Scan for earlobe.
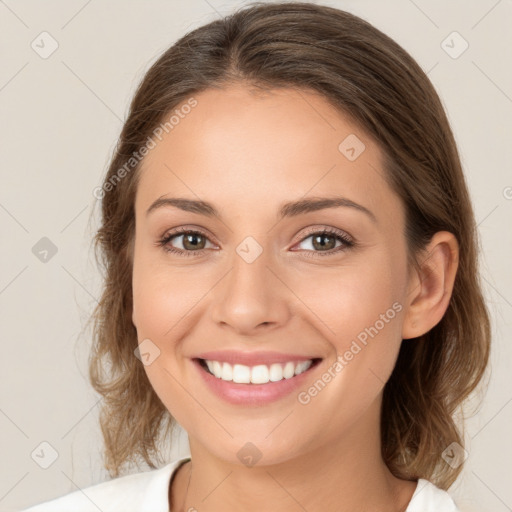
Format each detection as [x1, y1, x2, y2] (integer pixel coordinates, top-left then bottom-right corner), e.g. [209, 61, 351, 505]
[401, 231, 459, 340]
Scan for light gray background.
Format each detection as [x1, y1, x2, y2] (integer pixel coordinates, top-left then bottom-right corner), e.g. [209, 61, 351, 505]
[1, 1, 511, 511]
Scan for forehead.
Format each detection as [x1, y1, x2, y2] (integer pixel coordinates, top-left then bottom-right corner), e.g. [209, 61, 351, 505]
[135, 84, 400, 224]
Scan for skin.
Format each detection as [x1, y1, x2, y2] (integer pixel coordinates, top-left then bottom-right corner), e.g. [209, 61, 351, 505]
[130, 84, 459, 512]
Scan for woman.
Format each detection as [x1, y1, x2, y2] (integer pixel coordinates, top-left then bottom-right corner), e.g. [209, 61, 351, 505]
[23, 2, 490, 511]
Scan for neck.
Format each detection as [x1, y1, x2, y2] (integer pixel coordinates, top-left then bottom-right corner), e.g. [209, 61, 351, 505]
[170, 400, 416, 512]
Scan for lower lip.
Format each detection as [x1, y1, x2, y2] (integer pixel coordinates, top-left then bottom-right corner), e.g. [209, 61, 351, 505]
[192, 358, 322, 406]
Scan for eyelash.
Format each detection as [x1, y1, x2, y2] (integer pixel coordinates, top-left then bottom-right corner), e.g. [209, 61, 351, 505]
[157, 226, 355, 258]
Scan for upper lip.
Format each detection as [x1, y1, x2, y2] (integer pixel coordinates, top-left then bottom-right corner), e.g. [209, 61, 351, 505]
[194, 350, 322, 366]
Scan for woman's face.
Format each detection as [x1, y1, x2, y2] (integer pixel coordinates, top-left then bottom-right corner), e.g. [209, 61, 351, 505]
[131, 84, 414, 465]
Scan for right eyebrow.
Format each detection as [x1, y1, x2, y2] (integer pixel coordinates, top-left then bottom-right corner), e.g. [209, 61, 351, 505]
[146, 197, 217, 217]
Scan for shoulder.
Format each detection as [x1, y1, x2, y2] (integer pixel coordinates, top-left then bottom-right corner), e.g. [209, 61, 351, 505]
[21, 457, 191, 512]
[406, 479, 460, 512]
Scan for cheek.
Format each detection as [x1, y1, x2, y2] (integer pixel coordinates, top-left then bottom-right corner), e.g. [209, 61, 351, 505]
[131, 252, 216, 421]
[295, 261, 403, 342]
[288, 252, 406, 385]
[132, 246, 213, 338]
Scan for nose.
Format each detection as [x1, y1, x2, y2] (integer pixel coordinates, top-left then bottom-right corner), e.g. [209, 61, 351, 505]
[210, 244, 292, 336]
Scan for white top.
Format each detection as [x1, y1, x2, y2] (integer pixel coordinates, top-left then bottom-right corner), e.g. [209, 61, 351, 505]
[22, 456, 460, 511]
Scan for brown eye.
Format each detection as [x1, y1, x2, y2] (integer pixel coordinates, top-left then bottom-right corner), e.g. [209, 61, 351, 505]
[294, 229, 353, 254]
[311, 233, 337, 251]
[158, 228, 215, 256]
[181, 232, 207, 250]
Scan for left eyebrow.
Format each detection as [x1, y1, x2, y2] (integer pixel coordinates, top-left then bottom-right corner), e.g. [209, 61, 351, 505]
[146, 195, 377, 224]
[279, 196, 377, 224]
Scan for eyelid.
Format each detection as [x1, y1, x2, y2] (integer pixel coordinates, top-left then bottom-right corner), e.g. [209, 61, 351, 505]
[160, 225, 219, 246]
[290, 225, 354, 246]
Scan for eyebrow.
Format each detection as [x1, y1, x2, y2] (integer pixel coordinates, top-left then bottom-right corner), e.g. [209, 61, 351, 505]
[146, 195, 377, 223]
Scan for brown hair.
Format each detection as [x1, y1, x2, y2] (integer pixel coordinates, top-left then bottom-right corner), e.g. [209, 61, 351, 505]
[88, 1, 491, 488]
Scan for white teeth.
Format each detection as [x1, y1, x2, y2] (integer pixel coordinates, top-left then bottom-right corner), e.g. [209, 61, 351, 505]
[269, 363, 284, 382]
[232, 364, 251, 383]
[222, 362, 233, 381]
[212, 361, 223, 379]
[203, 359, 314, 384]
[283, 361, 295, 379]
[251, 365, 269, 384]
[294, 360, 313, 375]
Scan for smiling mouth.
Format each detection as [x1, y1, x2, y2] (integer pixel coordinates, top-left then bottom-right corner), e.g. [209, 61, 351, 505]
[196, 357, 322, 385]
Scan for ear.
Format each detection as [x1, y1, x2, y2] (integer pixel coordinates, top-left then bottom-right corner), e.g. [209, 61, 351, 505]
[401, 231, 459, 340]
